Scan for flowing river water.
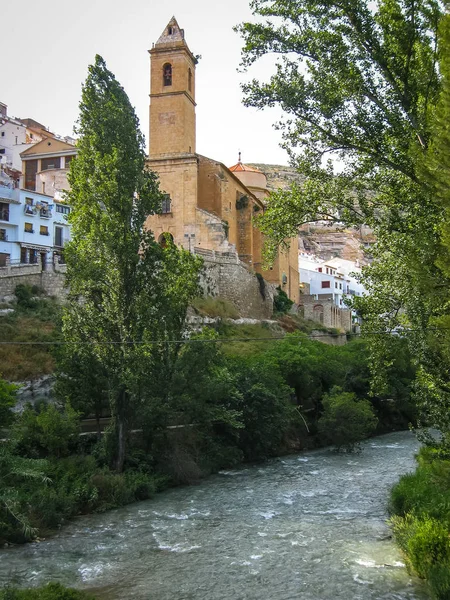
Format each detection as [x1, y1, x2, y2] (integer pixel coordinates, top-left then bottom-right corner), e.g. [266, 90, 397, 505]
[0, 431, 429, 599]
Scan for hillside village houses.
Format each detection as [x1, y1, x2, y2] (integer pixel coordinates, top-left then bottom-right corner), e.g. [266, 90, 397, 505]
[298, 254, 366, 330]
[0, 105, 75, 269]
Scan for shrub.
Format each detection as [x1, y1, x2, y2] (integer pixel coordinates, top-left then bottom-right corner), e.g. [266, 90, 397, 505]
[192, 296, 240, 319]
[14, 403, 80, 458]
[389, 450, 450, 528]
[392, 514, 450, 580]
[318, 388, 378, 450]
[407, 517, 450, 579]
[14, 285, 38, 309]
[428, 562, 450, 599]
[0, 378, 17, 428]
[273, 286, 294, 314]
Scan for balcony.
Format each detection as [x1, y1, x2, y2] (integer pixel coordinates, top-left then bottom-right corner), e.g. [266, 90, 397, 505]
[24, 205, 37, 216]
[0, 209, 9, 222]
[39, 207, 52, 219]
[0, 185, 15, 201]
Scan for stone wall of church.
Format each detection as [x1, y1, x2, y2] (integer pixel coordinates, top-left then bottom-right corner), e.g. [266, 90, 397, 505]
[196, 249, 275, 319]
[146, 155, 199, 249]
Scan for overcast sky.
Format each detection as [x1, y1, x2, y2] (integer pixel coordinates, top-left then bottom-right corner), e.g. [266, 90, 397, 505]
[1, 0, 290, 167]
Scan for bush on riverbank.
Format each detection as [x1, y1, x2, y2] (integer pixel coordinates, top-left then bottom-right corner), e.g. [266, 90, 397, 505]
[0, 583, 95, 599]
[318, 388, 378, 450]
[390, 447, 450, 598]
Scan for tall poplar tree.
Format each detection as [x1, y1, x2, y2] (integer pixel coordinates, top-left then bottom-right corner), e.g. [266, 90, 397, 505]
[63, 56, 201, 472]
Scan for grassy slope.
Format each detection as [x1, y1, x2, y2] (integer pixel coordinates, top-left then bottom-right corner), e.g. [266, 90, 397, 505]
[0, 296, 61, 382]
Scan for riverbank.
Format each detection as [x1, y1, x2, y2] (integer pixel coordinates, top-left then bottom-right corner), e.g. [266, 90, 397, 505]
[0, 432, 427, 600]
[389, 445, 450, 599]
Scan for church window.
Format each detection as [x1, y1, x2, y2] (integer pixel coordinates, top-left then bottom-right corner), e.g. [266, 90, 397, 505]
[168, 26, 173, 35]
[163, 63, 172, 86]
[161, 194, 171, 214]
[188, 68, 192, 92]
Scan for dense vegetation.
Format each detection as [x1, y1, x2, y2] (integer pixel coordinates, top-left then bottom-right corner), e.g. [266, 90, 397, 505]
[390, 447, 450, 599]
[237, 0, 450, 592]
[0, 287, 416, 546]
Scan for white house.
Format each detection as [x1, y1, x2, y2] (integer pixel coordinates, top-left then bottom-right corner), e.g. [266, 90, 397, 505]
[0, 137, 75, 268]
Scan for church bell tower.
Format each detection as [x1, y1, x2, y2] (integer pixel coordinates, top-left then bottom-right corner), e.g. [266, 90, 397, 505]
[149, 17, 196, 158]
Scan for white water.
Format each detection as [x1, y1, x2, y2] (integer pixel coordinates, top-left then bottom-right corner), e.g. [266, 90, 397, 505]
[0, 431, 428, 599]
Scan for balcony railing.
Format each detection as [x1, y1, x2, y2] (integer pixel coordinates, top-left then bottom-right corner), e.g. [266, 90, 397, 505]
[0, 185, 15, 201]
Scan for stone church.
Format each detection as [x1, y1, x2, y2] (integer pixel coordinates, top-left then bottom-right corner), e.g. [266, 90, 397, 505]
[145, 17, 299, 303]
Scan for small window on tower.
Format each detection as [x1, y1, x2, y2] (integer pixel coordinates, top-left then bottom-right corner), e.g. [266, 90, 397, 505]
[168, 26, 173, 35]
[161, 194, 172, 214]
[163, 63, 172, 86]
[188, 68, 192, 92]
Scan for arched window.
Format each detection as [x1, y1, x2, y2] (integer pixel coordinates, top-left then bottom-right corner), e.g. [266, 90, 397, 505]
[188, 68, 192, 92]
[163, 63, 172, 87]
[313, 304, 324, 324]
[158, 232, 174, 248]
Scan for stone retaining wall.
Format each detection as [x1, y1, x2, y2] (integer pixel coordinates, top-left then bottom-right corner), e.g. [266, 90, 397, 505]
[197, 249, 275, 319]
[0, 264, 67, 300]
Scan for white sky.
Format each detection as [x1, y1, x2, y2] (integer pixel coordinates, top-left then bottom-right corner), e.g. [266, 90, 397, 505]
[1, 0, 290, 167]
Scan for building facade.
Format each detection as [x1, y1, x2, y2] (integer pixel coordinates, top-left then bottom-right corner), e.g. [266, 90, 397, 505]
[0, 137, 74, 268]
[144, 17, 300, 303]
[298, 254, 365, 331]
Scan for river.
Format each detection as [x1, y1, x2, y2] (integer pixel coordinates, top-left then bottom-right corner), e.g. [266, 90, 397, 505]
[0, 431, 428, 599]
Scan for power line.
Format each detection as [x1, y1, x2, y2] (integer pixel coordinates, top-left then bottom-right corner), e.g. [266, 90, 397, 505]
[0, 329, 440, 345]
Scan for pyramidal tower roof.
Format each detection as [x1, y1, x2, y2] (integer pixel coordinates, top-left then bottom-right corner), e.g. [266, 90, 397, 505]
[155, 16, 186, 46]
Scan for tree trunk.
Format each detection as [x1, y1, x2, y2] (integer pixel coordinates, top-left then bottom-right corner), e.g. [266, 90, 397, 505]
[116, 418, 126, 473]
[114, 387, 128, 473]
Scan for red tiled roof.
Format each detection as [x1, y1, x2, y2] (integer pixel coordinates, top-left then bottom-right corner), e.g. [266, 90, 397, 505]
[229, 162, 262, 173]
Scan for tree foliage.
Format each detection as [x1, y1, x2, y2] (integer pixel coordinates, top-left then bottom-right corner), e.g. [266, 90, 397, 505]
[318, 387, 378, 450]
[237, 0, 450, 444]
[62, 55, 202, 471]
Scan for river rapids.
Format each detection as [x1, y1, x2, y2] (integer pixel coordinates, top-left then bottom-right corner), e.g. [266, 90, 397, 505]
[0, 431, 428, 599]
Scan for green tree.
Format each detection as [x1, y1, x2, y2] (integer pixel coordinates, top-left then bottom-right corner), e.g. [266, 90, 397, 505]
[0, 378, 17, 429]
[55, 346, 109, 440]
[13, 403, 80, 459]
[63, 55, 201, 471]
[237, 0, 445, 434]
[318, 387, 378, 450]
[414, 11, 450, 448]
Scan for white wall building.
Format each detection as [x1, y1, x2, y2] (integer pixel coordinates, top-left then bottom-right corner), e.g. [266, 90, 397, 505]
[0, 137, 75, 268]
[299, 253, 366, 326]
[0, 103, 52, 172]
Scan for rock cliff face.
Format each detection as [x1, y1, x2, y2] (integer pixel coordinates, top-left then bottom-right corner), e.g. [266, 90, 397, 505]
[249, 164, 375, 264]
